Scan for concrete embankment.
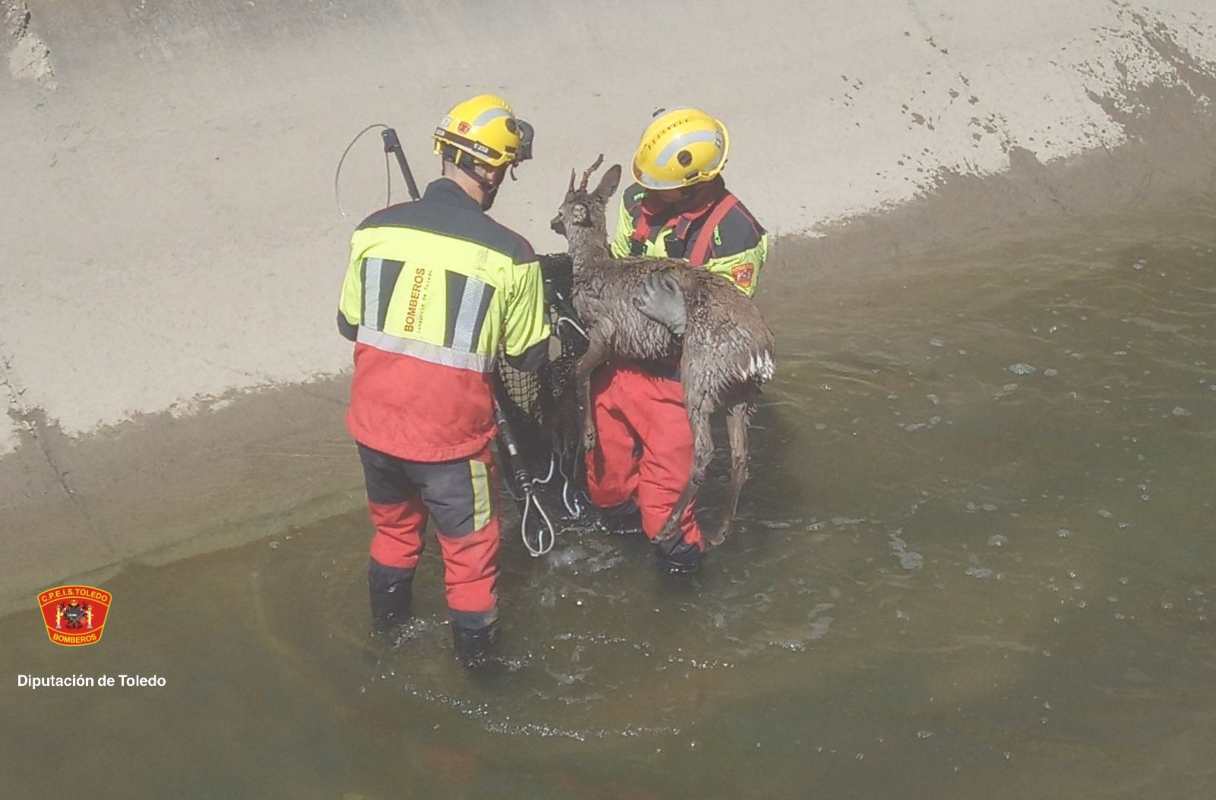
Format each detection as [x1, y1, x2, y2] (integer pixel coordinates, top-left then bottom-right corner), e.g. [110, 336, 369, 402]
[1, 0, 1214, 613]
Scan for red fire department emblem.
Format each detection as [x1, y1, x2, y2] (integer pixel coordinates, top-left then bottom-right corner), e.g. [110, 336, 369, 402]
[38, 585, 111, 647]
[731, 263, 755, 289]
[457, 121, 471, 134]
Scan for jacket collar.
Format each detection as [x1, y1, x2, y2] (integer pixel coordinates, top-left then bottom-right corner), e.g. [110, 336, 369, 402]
[423, 177, 482, 211]
[633, 176, 728, 243]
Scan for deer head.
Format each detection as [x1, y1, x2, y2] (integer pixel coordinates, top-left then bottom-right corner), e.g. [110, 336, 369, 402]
[550, 154, 622, 244]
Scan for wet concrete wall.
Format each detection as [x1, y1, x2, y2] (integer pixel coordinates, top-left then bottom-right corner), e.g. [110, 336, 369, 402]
[1, 0, 1214, 613]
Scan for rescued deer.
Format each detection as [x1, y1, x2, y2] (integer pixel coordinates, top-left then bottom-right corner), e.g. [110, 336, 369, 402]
[550, 156, 775, 546]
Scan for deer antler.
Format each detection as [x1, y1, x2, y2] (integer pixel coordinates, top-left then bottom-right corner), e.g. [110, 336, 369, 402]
[567, 169, 576, 195]
[577, 154, 604, 192]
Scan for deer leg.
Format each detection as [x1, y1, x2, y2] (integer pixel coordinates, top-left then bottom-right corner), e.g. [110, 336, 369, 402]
[709, 399, 753, 547]
[655, 399, 715, 543]
[573, 335, 609, 453]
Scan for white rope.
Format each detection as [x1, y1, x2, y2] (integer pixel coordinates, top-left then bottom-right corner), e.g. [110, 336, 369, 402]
[520, 488, 557, 557]
[557, 450, 583, 517]
[562, 479, 582, 518]
[556, 315, 588, 341]
[533, 453, 557, 486]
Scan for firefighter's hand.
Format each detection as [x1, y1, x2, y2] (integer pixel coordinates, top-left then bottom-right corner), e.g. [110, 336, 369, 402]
[634, 271, 687, 336]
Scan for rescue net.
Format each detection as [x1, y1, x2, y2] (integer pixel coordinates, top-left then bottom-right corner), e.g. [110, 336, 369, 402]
[493, 253, 589, 554]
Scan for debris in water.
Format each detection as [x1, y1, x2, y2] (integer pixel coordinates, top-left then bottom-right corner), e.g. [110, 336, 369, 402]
[889, 529, 923, 569]
[1171, 406, 1192, 417]
[987, 534, 1008, 547]
[1008, 363, 1038, 376]
[965, 566, 994, 579]
[808, 616, 834, 640]
[902, 416, 942, 432]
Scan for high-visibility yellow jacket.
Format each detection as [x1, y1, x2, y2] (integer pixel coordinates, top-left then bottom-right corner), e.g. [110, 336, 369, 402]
[337, 178, 549, 462]
[609, 178, 768, 294]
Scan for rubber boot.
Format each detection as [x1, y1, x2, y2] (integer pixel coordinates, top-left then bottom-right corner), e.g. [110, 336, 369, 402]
[452, 620, 498, 668]
[368, 560, 414, 634]
[655, 536, 703, 575]
[597, 498, 643, 536]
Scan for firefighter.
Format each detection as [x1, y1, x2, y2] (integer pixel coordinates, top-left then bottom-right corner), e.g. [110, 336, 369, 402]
[336, 94, 549, 666]
[585, 107, 769, 573]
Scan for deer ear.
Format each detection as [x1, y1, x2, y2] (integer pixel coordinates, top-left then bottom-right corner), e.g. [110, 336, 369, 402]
[592, 164, 622, 204]
[571, 203, 589, 224]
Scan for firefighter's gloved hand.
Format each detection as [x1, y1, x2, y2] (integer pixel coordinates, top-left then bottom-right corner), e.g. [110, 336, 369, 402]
[634, 272, 686, 336]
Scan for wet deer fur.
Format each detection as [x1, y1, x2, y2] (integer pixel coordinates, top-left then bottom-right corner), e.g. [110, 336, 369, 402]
[550, 156, 775, 546]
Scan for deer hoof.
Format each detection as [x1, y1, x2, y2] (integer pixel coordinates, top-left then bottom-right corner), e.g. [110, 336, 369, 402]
[582, 429, 597, 452]
[707, 526, 730, 548]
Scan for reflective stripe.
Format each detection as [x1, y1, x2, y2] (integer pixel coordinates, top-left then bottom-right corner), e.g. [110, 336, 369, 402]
[654, 130, 721, 171]
[469, 459, 492, 531]
[357, 326, 493, 373]
[363, 258, 383, 329]
[637, 172, 690, 190]
[471, 107, 511, 127]
[452, 277, 489, 352]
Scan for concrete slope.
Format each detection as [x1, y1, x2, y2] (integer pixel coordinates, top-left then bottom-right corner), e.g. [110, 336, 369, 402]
[1, 0, 1214, 610]
[1, 0, 1214, 440]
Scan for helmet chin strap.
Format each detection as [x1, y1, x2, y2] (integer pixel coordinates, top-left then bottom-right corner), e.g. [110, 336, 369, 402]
[470, 165, 502, 210]
[451, 151, 504, 210]
[479, 180, 501, 211]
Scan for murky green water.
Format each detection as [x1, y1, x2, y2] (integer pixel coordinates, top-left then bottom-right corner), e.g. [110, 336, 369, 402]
[4, 199, 1215, 798]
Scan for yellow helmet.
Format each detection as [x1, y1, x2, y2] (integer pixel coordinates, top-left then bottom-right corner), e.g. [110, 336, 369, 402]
[631, 107, 730, 190]
[433, 94, 530, 170]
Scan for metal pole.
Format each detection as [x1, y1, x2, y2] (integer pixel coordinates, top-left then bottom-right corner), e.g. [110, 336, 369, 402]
[380, 127, 421, 202]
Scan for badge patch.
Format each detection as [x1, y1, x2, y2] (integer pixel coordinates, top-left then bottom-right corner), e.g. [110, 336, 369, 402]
[457, 121, 471, 134]
[38, 585, 111, 647]
[731, 263, 755, 289]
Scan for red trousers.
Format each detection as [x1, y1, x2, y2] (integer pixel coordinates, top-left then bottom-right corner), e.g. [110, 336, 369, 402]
[584, 363, 704, 551]
[359, 442, 500, 625]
